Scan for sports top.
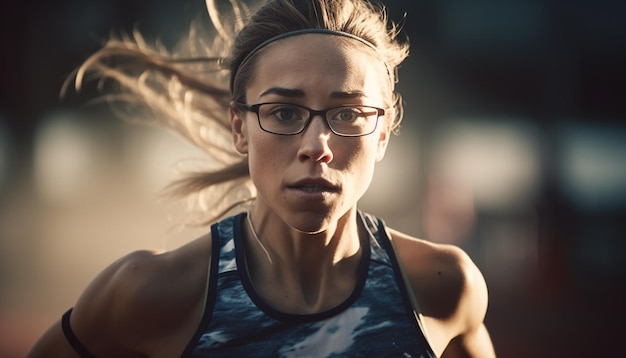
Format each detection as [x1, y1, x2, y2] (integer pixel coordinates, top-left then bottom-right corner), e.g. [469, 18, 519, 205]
[181, 212, 435, 357]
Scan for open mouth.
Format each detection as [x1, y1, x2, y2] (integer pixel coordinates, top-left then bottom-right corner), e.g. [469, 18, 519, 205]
[288, 179, 340, 194]
[294, 185, 339, 193]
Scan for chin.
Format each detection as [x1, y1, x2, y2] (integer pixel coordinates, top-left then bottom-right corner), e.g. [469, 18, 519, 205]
[289, 217, 329, 235]
[286, 207, 355, 234]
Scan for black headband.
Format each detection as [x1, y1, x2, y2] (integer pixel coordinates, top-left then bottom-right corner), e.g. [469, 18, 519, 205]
[230, 29, 390, 93]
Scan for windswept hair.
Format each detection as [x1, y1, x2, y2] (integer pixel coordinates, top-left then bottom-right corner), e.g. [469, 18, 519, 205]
[68, 0, 409, 224]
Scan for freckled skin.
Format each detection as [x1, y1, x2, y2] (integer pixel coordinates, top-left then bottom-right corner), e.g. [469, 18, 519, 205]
[232, 35, 390, 235]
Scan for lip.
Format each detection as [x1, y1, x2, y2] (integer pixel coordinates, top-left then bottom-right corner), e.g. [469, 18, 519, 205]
[287, 178, 340, 194]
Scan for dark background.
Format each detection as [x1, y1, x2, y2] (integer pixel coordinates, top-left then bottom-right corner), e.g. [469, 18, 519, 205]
[1, 0, 625, 357]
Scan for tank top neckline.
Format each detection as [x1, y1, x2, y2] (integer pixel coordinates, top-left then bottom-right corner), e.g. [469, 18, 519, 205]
[231, 212, 372, 323]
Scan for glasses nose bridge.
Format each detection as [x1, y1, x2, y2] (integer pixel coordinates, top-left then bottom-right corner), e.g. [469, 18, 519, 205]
[303, 108, 332, 132]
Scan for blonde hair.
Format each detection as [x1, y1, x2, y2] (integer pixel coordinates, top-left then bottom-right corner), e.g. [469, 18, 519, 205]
[69, 0, 409, 224]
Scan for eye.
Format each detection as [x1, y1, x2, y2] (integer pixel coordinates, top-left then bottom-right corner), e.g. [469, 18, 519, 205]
[268, 105, 304, 122]
[332, 107, 360, 122]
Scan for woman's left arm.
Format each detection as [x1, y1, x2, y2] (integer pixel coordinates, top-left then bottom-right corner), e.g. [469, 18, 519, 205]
[441, 323, 495, 358]
[389, 230, 496, 357]
[440, 248, 495, 358]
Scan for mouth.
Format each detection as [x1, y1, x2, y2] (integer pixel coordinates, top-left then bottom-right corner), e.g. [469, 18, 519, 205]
[294, 185, 339, 193]
[288, 179, 340, 193]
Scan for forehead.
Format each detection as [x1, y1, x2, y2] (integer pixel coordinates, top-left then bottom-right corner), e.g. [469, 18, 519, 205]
[245, 34, 386, 103]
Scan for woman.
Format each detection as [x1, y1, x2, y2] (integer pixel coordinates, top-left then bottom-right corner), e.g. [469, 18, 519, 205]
[28, 0, 495, 357]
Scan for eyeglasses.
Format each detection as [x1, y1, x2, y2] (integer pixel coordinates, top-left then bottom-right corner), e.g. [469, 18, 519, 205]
[235, 102, 385, 137]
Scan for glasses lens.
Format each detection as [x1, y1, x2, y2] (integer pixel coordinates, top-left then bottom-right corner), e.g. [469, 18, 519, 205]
[258, 103, 309, 135]
[327, 106, 380, 136]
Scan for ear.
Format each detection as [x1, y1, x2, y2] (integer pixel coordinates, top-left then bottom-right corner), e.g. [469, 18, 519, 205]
[230, 106, 249, 154]
[375, 121, 391, 162]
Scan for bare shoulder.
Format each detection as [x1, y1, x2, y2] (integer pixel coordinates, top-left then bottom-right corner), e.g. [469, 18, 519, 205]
[387, 228, 490, 355]
[69, 233, 212, 356]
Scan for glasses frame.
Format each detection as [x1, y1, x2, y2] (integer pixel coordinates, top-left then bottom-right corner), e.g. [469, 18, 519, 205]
[235, 102, 385, 137]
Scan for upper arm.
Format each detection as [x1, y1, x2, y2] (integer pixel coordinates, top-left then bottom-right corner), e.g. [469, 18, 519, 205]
[71, 250, 161, 356]
[26, 230, 213, 358]
[25, 250, 156, 358]
[27, 320, 82, 358]
[441, 323, 495, 358]
[28, 247, 204, 357]
[440, 248, 495, 357]
[389, 230, 494, 357]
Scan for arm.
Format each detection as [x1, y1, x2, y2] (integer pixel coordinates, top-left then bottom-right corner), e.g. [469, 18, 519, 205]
[27, 250, 162, 358]
[27, 320, 83, 358]
[439, 248, 495, 358]
[389, 230, 495, 357]
[441, 323, 495, 358]
[27, 235, 212, 358]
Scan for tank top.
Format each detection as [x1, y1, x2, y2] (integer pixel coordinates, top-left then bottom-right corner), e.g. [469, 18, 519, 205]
[181, 212, 436, 357]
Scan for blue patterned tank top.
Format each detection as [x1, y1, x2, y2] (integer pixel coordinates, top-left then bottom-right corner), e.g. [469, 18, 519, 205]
[181, 212, 435, 357]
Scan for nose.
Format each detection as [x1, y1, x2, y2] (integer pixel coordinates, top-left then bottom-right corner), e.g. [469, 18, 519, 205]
[297, 115, 334, 163]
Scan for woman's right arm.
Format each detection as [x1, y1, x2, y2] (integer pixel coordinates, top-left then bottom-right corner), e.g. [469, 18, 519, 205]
[27, 233, 213, 358]
[27, 319, 84, 358]
[27, 250, 169, 358]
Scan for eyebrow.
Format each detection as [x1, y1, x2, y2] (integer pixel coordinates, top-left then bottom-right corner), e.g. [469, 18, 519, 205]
[259, 87, 366, 99]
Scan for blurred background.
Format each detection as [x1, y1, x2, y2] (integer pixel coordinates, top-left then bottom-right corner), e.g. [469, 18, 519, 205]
[1, 0, 625, 356]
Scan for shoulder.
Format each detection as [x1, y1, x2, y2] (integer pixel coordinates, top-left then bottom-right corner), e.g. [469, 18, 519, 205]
[69, 233, 212, 356]
[387, 229, 489, 353]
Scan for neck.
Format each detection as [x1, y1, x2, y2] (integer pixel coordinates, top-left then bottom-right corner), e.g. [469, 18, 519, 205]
[243, 207, 363, 313]
[246, 207, 361, 267]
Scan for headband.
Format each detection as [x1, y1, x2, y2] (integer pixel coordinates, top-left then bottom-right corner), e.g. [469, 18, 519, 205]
[230, 29, 391, 93]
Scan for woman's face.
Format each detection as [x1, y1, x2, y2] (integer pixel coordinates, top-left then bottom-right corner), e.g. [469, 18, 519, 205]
[231, 34, 391, 233]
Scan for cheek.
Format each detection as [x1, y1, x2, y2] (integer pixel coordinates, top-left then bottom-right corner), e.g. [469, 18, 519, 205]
[248, 136, 288, 175]
[337, 139, 376, 174]
[362, 137, 385, 173]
